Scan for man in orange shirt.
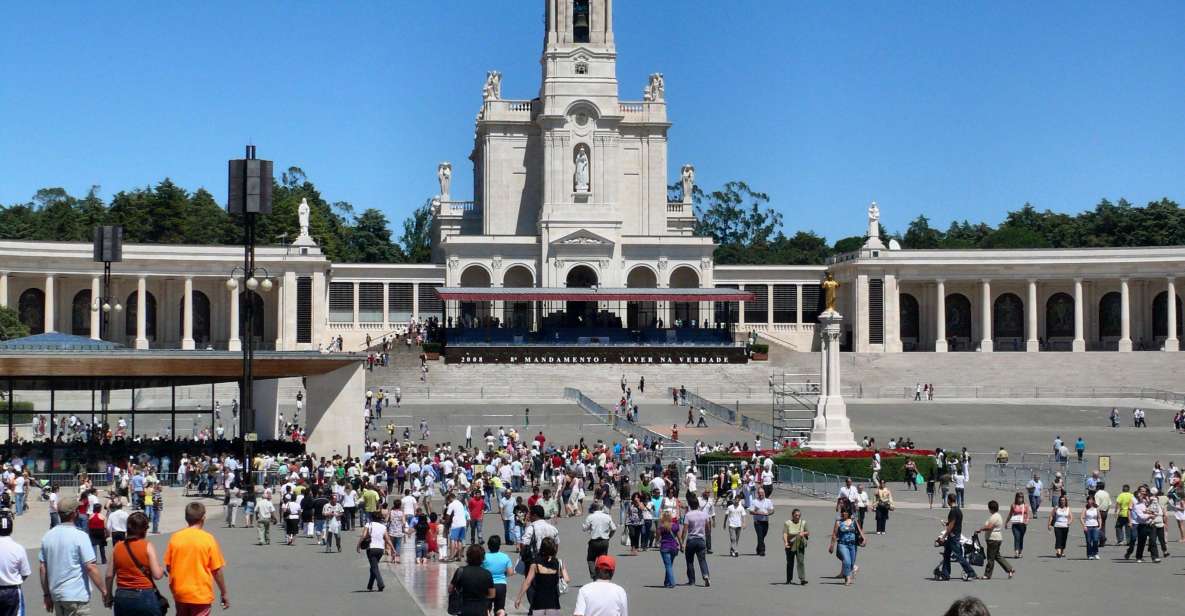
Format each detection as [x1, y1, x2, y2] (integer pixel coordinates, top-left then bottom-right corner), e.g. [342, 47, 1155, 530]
[164, 502, 229, 616]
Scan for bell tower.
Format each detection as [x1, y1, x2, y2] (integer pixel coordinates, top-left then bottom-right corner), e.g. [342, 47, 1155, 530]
[540, 0, 618, 104]
[544, 0, 614, 48]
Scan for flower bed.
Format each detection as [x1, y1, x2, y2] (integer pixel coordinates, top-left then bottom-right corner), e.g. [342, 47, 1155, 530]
[698, 448, 937, 483]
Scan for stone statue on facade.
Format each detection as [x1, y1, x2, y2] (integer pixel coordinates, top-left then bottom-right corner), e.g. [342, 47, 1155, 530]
[822, 271, 840, 313]
[574, 147, 590, 192]
[680, 164, 695, 204]
[864, 201, 885, 249]
[298, 198, 311, 237]
[643, 73, 665, 102]
[437, 162, 452, 200]
[482, 70, 502, 101]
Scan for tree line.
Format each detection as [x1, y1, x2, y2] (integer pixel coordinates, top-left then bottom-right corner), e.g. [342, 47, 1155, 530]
[0, 167, 433, 264]
[4, 170, 1181, 267]
[678, 181, 1185, 264]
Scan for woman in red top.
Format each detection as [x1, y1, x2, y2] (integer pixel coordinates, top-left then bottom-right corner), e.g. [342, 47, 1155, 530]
[104, 511, 165, 615]
[88, 503, 109, 564]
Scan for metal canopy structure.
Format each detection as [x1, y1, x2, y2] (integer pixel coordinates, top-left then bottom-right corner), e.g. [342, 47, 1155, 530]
[434, 286, 756, 302]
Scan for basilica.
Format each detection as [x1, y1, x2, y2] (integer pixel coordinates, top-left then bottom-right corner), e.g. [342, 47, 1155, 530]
[1, 0, 1182, 357]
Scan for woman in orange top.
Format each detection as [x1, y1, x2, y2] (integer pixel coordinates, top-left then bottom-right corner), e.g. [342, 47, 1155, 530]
[104, 511, 165, 615]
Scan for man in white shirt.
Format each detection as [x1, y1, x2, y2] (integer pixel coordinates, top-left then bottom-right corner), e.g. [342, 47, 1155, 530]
[581, 504, 617, 579]
[0, 512, 30, 614]
[106, 499, 130, 542]
[445, 493, 468, 561]
[574, 555, 628, 616]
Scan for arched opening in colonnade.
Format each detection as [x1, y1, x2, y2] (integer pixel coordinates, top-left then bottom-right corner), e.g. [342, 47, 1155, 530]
[1045, 293, 1074, 347]
[625, 267, 658, 329]
[71, 290, 92, 336]
[1099, 292, 1122, 340]
[458, 266, 492, 327]
[668, 266, 700, 326]
[564, 265, 599, 327]
[899, 293, 919, 350]
[992, 292, 1024, 350]
[944, 293, 972, 350]
[18, 288, 45, 335]
[1152, 291, 1183, 339]
[502, 266, 534, 329]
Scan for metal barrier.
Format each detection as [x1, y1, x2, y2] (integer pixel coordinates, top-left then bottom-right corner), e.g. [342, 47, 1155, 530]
[863, 385, 1185, 405]
[982, 463, 1104, 499]
[696, 460, 871, 501]
[684, 391, 776, 440]
[563, 388, 693, 461]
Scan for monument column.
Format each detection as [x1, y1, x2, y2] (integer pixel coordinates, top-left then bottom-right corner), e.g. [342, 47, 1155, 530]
[1118, 278, 1132, 352]
[182, 277, 195, 350]
[228, 285, 241, 352]
[1167, 277, 1179, 352]
[934, 280, 947, 352]
[89, 276, 101, 340]
[135, 276, 148, 349]
[1026, 279, 1039, 352]
[1072, 278, 1085, 352]
[979, 279, 993, 352]
[44, 275, 56, 333]
[808, 273, 857, 451]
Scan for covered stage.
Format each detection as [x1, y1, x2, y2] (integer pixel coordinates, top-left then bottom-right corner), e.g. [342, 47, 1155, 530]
[432, 286, 756, 364]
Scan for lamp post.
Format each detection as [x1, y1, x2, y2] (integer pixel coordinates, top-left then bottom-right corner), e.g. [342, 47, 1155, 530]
[91, 225, 124, 341]
[227, 145, 273, 495]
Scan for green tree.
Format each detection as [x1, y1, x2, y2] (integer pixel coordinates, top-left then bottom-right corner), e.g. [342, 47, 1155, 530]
[398, 199, 435, 264]
[344, 209, 401, 263]
[902, 215, 941, 249]
[769, 230, 832, 265]
[694, 181, 782, 264]
[979, 224, 1050, 248]
[33, 188, 85, 241]
[0, 203, 40, 240]
[0, 305, 29, 341]
[831, 235, 865, 254]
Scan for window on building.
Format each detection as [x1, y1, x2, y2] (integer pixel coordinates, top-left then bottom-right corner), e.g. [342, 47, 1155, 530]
[358, 283, 384, 323]
[328, 282, 353, 322]
[388, 283, 414, 323]
[296, 277, 312, 343]
[744, 285, 768, 324]
[773, 285, 797, 324]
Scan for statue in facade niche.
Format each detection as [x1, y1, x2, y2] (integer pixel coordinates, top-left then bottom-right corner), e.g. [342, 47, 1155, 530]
[574, 147, 590, 192]
[867, 201, 880, 239]
[643, 73, 665, 101]
[297, 198, 311, 237]
[680, 164, 695, 204]
[437, 162, 452, 199]
[482, 70, 502, 101]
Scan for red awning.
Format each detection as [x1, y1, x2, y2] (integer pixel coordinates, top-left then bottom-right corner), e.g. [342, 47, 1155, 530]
[433, 287, 755, 302]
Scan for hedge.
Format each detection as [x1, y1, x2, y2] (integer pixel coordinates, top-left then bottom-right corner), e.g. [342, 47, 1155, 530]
[750, 343, 769, 354]
[422, 342, 442, 354]
[698, 450, 937, 483]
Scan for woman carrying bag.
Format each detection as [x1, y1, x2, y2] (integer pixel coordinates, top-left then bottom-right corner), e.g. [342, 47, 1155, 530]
[104, 511, 167, 616]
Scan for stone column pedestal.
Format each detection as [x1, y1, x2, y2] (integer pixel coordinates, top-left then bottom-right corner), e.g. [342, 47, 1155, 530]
[809, 310, 858, 451]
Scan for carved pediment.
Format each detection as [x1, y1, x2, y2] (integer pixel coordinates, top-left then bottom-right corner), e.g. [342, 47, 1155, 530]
[550, 229, 615, 247]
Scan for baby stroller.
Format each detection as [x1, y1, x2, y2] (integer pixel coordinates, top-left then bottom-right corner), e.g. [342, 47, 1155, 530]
[932, 532, 985, 579]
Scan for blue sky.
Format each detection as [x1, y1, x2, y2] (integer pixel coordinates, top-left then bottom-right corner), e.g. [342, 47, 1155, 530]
[2, 1, 1183, 242]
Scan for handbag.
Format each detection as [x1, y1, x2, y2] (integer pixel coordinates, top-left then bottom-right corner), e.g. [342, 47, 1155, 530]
[123, 540, 170, 615]
[556, 559, 569, 595]
[447, 568, 464, 616]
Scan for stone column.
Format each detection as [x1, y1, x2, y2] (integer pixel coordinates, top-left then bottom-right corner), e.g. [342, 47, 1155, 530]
[1167, 277, 1179, 352]
[273, 275, 284, 351]
[809, 310, 858, 451]
[352, 282, 360, 327]
[228, 285, 241, 352]
[1119, 278, 1132, 352]
[795, 283, 803, 324]
[766, 284, 774, 327]
[311, 271, 327, 348]
[44, 275, 56, 333]
[934, 280, 947, 352]
[411, 282, 420, 324]
[135, 277, 148, 349]
[1026, 279, 1039, 352]
[979, 279, 993, 352]
[0, 272, 7, 308]
[182, 277, 195, 350]
[89, 276, 101, 340]
[1072, 278, 1085, 352]
[382, 281, 390, 329]
[884, 274, 901, 352]
[854, 274, 869, 352]
[282, 271, 298, 350]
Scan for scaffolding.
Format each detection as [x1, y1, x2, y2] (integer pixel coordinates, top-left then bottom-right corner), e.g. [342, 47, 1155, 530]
[770, 372, 821, 442]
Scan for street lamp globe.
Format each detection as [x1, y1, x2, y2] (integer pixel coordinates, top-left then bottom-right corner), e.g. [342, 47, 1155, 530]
[246, 277, 259, 291]
[260, 278, 273, 292]
[226, 278, 238, 290]
[102, 302, 111, 313]
[114, 303, 122, 312]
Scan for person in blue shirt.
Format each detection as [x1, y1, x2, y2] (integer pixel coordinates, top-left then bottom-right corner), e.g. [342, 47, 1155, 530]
[39, 496, 109, 612]
[1075, 437, 1086, 462]
[482, 536, 514, 616]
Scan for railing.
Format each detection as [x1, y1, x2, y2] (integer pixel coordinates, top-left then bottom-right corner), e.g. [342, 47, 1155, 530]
[981, 462, 1105, 499]
[682, 390, 778, 440]
[696, 461, 872, 500]
[859, 385, 1185, 405]
[438, 200, 479, 214]
[619, 102, 645, 113]
[666, 202, 686, 213]
[562, 387, 693, 460]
